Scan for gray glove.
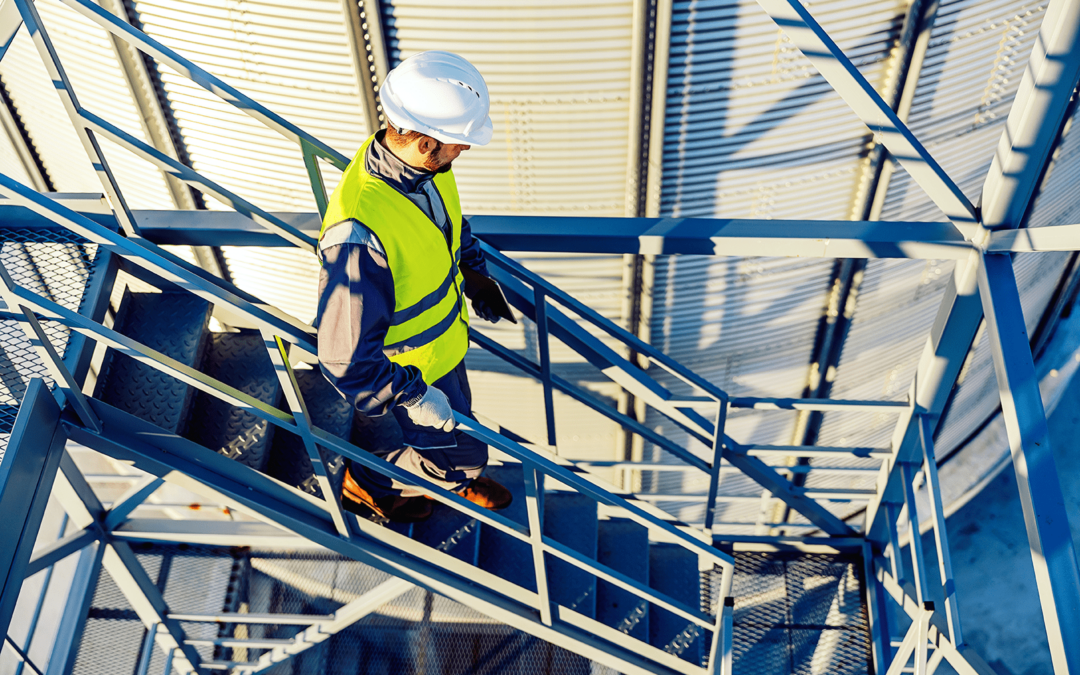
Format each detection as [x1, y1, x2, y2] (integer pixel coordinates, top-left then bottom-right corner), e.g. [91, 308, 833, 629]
[402, 385, 455, 432]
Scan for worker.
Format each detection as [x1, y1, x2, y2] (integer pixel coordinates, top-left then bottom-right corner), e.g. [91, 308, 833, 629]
[317, 51, 512, 523]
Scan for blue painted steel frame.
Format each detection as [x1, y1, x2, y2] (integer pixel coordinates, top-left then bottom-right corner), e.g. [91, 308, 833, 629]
[0, 379, 66, 642]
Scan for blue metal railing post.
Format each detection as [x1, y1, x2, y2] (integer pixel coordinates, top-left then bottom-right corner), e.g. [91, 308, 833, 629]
[533, 285, 557, 450]
[522, 462, 551, 626]
[704, 398, 728, 532]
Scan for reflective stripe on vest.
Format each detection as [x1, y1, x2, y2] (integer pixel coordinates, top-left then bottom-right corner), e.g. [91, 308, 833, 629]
[320, 133, 469, 385]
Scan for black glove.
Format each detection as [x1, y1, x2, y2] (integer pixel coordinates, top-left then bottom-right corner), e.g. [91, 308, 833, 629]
[471, 291, 501, 323]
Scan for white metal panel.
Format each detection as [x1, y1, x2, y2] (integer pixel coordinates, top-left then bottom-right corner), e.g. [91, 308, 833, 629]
[132, 0, 371, 212]
[0, 0, 174, 208]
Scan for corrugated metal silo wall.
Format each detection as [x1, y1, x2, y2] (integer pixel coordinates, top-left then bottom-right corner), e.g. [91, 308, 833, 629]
[644, 0, 908, 530]
[381, 0, 638, 461]
[0, 0, 175, 207]
[130, 0, 374, 322]
[815, 0, 1075, 523]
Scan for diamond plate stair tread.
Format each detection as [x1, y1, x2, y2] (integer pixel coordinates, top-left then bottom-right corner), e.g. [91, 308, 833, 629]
[96, 291, 211, 434]
[266, 368, 352, 500]
[412, 506, 480, 565]
[543, 492, 597, 619]
[597, 517, 649, 642]
[476, 463, 535, 592]
[649, 544, 704, 664]
[185, 332, 282, 472]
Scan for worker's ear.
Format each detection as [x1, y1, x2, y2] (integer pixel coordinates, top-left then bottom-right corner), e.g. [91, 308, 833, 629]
[417, 136, 439, 156]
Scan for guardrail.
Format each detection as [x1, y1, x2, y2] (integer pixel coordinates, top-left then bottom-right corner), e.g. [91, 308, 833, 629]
[0, 172, 735, 672]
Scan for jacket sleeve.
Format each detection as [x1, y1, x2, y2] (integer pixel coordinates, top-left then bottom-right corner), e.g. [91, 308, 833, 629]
[458, 216, 489, 277]
[317, 239, 427, 416]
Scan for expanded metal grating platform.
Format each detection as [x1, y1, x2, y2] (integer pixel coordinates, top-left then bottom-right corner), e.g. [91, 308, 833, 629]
[73, 544, 872, 675]
[0, 227, 101, 452]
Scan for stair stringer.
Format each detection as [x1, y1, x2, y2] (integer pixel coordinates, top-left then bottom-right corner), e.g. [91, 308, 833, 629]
[67, 399, 707, 675]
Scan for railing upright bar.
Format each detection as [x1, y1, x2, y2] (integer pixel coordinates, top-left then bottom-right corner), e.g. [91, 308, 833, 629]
[523, 462, 552, 626]
[301, 139, 331, 220]
[885, 503, 905, 586]
[470, 330, 711, 473]
[261, 331, 350, 538]
[704, 399, 728, 532]
[533, 285, 558, 449]
[901, 462, 930, 605]
[79, 110, 318, 252]
[919, 415, 963, 645]
[135, 624, 158, 675]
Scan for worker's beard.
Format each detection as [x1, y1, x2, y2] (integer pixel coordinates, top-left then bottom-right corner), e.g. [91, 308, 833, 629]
[423, 141, 454, 173]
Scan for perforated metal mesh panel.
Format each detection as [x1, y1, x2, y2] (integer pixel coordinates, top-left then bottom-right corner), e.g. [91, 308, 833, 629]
[705, 551, 872, 675]
[0, 227, 100, 453]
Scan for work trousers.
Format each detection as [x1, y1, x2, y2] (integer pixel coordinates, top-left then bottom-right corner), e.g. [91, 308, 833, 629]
[351, 359, 487, 498]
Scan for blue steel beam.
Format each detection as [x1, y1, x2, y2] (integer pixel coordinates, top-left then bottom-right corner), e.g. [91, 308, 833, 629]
[0, 379, 67, 642]
[126, 209, 975, 259]
[978, 253, 1080, 673]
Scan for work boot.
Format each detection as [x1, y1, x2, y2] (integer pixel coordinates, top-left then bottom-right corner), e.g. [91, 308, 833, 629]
[456, 476, 513, 510]
[342, 467, 433, 523]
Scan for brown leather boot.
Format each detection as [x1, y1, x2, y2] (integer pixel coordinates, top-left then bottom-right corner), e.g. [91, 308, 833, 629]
[342, 467, 433, 523]
[457, 476, 513, 510]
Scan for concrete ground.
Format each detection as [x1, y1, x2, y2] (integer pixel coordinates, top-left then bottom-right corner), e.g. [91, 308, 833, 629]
[932, 368, 1080, 675]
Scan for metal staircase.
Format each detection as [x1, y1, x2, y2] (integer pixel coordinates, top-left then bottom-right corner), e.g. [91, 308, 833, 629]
[2, 0, 1080, 673]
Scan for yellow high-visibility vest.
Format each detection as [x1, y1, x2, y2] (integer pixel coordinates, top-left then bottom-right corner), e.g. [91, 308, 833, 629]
[320, 133, 469, 384]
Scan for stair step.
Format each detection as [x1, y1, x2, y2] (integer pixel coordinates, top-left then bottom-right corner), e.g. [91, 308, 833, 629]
[476, 463, 534, 592]
[597, 518, 649, 641]
[266, 368, 352, 500]
[412, 507, 480, 565]
[95, 290, 211, 434]
[649, 544, 704, 665]
[543, 492, 597, 618]
[184, 332, 282, 472]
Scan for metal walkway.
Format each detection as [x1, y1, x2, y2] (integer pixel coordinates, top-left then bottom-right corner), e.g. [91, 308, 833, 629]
[0, 0, 1078, 673]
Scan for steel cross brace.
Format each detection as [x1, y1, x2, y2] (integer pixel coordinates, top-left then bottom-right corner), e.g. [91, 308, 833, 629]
[50, 451, 209, 675]
[752, 0, 978, 232]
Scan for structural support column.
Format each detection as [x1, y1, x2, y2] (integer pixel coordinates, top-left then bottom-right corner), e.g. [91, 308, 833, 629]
[0, 378, 66, 641]
[871, 0, 1080, 541]
[977, 253, 1080, 674]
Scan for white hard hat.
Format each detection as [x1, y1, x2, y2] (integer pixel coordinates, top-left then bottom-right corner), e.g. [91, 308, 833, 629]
[379, 51, 493, 147]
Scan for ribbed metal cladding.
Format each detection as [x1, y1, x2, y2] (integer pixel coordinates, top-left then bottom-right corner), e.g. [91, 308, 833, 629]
[0, 0, 174, 207]
[641, 0, 908, 528]
[0, 107, 35, 186]
[131, 0, 371, 212]
[129, 0, 374, 326]
[661, 0, 905, 220]
[380, 0, 636, 216]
